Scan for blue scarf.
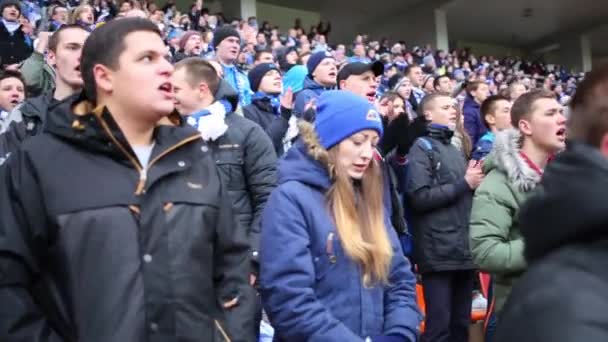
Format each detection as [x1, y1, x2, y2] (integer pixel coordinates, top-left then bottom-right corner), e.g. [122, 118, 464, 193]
[186, 99, 232, 126]
[252, 91, 281, 116]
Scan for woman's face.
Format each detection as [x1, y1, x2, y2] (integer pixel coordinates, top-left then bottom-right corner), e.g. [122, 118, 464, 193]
[387, 97, 405, 122]
[336, 129, 379, 180]
[397, 78, 412, 100]
[79, 6, 94, 24]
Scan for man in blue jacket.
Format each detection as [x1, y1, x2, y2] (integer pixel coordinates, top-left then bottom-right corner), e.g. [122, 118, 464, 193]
[293, 50, 337, 121]
[463, 80, 490, 145]
[213, 25, 253, 108]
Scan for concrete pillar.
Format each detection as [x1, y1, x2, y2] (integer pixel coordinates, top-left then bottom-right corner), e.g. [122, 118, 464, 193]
[434, 8, 449, 51]
[222, 0, 256, 21]
[581, 34, 592, 72]
[558, 34, 593, 73]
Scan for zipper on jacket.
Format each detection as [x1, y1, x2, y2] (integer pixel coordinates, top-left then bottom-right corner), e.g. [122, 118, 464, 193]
[214, 320, 231, 342]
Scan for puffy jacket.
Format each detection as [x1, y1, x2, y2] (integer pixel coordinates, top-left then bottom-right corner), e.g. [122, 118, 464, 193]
[260, 125, 420, 342]
[406, 124, 476, 273]
[0, 21, 32, 67]
[0, 92, 54, 160]
[243, 98, 291, 157]
[203, 80, 277, 269]
[495, 141, 608, 342]
[463, 94, 486, 145]
[469, 129, 539, 312]
[293, 76, 334, 120]
[0, 93, 252, 342]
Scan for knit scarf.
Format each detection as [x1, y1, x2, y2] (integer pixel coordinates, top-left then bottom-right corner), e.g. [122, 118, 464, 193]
[2, 19, 21, 34]
[252, 91, 281, 115]
[186, 99, 232, 141]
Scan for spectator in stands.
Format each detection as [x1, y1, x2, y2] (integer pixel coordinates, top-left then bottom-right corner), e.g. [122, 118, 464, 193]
[172, 30, 202, 63]
[254, 47, 274, 65]
[0, 24, 89, 156]
[70, 4, 95, 31]
[0, 70, 24, 122]
[404, 64, 425, 111]
[293, 50, 337, 120]
[119, 0, 132, 13]
[422, 75, 435, 94]
[452, 106, 473, 160]
[336, 61, 383, 103]
[48, 4, 68, 31]
[349, 42, 370, 63]
[261, 90, 419, 342]
[244, 62, 295, 157]
[493, 71, 605, 342]
[406, 93, 482, 342]
[463, 80, 490, 145]
[213, 25, 252, 107]
[471, 90, 565, 342]
[390, 74, 416, 121]
[0, 0, 33, 69]
[18, 30, 54, 95]
[0, 17, 251, 342]
[434, 74, 453, 95]
[472, 95, 512, 161]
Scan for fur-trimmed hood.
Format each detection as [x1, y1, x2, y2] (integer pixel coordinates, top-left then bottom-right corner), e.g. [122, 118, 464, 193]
[277, 121, 333, 190]
[485, 128, 541, 192]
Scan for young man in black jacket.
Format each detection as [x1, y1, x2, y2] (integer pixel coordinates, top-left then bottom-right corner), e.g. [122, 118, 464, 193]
[406, 93, 484, 342]
[243, 62, 294, 157]
[495, 64, 608, 342]
[0, 18, 251, 342]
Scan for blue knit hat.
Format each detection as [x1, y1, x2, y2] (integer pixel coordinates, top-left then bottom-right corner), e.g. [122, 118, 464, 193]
[314, 90, 383, 149]
[307, 50, 334, 77]
[248, 63, 280, 92]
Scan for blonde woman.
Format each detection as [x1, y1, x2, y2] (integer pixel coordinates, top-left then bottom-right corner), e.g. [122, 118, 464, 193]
[70, 4, 95, 31]
[260, 91, 420, 342]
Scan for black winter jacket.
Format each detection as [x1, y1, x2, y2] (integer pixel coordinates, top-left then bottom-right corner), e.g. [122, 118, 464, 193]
[0, 94, 252, 342]
[243, 98, 291, 157]
[0, 21, 32, 67]
[405, 125, 475, 273]
[0, 92, 53, 160]
[206, 81, 277, 269]
[495, 142, 608, 342]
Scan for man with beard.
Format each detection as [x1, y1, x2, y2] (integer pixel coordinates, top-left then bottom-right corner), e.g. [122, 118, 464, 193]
[0, 24, 89, 159]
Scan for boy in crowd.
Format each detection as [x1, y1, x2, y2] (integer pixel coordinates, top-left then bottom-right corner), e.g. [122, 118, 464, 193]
[470, 90, 566, 341]
[0, 18, 251, 341]
[243, 62, 294, 157]
[293, 50, 337, 121]
[0, 24, 89, 157]
[406, 93, 483, 342]
[471, 95, 512, 160]
[463, 80, 490, 145]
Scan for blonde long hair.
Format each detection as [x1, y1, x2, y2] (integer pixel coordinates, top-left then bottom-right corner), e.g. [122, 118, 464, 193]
[300, 121, 393, 286]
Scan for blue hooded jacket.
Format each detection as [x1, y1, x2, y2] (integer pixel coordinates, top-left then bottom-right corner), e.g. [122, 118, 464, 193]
[293, 76, 334, 120]
[260, 137, 420, 342]
[463, 94, 487, 145]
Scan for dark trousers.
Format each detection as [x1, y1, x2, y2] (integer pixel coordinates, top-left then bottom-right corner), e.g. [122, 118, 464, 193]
[421, 270, 475, 342]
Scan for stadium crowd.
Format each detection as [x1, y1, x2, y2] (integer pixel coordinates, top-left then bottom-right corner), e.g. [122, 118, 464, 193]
[1, 1, 607, 342]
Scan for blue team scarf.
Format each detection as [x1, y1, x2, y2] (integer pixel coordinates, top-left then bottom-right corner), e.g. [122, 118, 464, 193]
[186, 99, 232, 125]
[252, 91, 281, 116]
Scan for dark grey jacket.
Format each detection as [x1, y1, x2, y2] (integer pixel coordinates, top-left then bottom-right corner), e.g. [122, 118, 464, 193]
[406, 125, 476, 273]
[243, 99, 291, 157]
[0, 94, 252, 342]
[208, 81, 278, 269]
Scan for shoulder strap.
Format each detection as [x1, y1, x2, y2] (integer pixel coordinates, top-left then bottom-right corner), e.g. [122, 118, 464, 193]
[417, 137, 439, 176]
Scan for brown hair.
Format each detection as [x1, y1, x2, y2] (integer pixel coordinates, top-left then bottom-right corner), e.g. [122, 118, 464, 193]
[455, 107, 472, 159]
[48, 24, 88, 52]
[568, 64, 608, 147]
[174, 58, 220, 95]
[418, 93, 449, 118]
[510, 90, 555, 128]
[480, 95, 510, 129]
[299, 121, 392, 286]
[466, 80, 487, 94]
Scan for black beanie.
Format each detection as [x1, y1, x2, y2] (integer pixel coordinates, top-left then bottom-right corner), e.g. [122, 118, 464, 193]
[212, 25, 240, 49]
[248, 63, 280, 92]
[0, 0, 21, 17]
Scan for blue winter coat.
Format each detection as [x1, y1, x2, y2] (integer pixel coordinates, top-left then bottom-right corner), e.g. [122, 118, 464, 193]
[463, 94, 487, 145]
[293, 76, 334, 120]
[472, 131, 495, 161]
[260, 140, 420, 342]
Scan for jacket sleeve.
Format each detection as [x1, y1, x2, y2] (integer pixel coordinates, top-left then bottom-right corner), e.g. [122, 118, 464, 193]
[469, 183, 526, 273]
[260, 186, 363, 342]
[213, 169, 256, 342]
[406, 141, 470, 213]
[19, 52, 47, 93]
[243, 124, 277, 268]
[382, 227, 421, 341]
[0, 150, 64, 341]
[243, 106, 290, 154]
[463, 108, 479, 144]
[293, 90, 315, 118]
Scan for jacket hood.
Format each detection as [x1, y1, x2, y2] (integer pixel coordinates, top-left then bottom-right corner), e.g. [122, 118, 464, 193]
[276, 121, 332, 191]
[20, 92, 54, 119]
[485, 128, 540, 192]
[427, 124, 453, 144]
[520, 141, 608, 263]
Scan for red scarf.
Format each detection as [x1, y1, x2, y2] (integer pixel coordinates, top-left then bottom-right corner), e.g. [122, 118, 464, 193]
[519, 151, 548, 177]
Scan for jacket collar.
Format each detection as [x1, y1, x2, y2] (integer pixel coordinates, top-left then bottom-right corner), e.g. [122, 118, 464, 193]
[489, 128, 542, 192]
[427, 124, 454, 144]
